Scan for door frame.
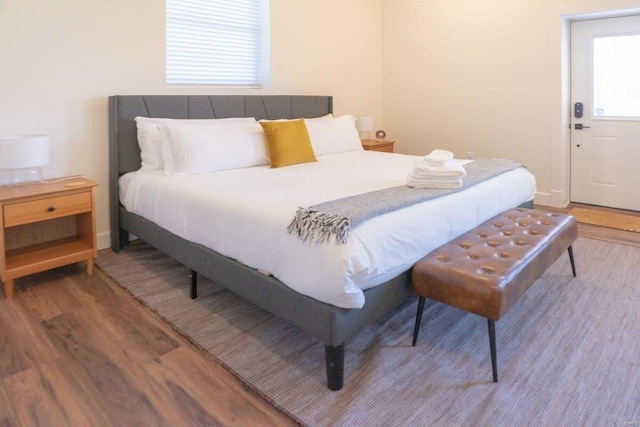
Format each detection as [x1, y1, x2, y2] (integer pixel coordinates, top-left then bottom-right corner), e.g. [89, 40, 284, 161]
[551, 6, 640, 208]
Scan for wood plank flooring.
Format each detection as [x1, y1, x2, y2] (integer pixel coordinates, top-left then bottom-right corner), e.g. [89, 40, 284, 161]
[0, 265, 297, 427]
[538, 202, 640, 248]
[1, 204, 638, 427]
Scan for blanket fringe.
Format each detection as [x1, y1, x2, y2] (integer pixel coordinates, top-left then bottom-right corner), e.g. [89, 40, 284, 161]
[287, 208, 351, 244]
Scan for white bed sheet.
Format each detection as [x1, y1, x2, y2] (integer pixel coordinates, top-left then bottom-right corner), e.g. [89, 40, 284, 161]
[120, 151, 536, 309]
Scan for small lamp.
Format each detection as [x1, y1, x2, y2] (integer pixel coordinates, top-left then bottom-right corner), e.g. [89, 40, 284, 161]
[356, 115, 374, 140]
[0, 135, 49, 186]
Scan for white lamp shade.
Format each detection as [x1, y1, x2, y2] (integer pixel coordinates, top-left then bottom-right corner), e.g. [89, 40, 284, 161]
[355, 116, 374, 133]
[0, 135, 49, 169]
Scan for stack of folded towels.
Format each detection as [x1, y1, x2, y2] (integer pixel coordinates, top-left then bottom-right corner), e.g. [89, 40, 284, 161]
[407, 149, 467, 189]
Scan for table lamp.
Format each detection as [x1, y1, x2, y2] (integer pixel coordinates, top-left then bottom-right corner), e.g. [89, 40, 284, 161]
[0, 135, 49, 186]
[356, 116, 374, 140]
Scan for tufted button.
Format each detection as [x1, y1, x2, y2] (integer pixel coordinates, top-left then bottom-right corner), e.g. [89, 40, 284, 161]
[493, 222, 503, 228]
[515, 240, 526, 246]
[498, 252, 510, 259]
[486, 241, 499, 248]
[503, 231, 513, 236]
[459, 243, 471, 249]
[436, 255, 449, 263]
[469, 254, 480, 260]
[478, 232, 489, 238]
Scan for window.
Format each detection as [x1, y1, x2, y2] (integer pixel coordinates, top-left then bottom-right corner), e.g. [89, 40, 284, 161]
[166, 0, 269, 87]
[593, 34, 640, 118]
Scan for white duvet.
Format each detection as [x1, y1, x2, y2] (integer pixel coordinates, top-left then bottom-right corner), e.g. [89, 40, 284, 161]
[121, 151, 536, 309]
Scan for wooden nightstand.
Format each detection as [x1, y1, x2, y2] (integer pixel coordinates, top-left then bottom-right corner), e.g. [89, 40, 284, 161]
[361, 139, 395, 153]
[0, 178, 97, 298]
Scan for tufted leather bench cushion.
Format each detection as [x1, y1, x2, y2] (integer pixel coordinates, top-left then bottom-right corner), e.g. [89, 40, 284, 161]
[412, 208, 577, 321]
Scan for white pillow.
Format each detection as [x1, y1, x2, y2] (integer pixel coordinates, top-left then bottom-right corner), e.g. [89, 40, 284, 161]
[304, 115, 363, 156]
[134, 116, 257, 171]
[258, 113, 333, 123]
[160, 121, 269, 175]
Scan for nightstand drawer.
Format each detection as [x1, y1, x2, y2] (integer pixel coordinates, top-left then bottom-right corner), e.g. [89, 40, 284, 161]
[368, 144, 394, 153]
[4, 192, 92, 227]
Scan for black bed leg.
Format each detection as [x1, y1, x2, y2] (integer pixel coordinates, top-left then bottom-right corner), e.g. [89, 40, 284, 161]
[117, 228, 129, 251]
[325, 344, 344, 391]
[567, 245, 577, 277]
[190, 270, 198, 299]
[488, 319, 498, 383]
[412, 297, 426, 346]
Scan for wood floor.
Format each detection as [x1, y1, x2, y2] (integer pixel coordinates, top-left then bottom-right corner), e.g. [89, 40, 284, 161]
[540, 202, 640, 248]
[0, 265, 297, 427]
[1, 204, 639, 427]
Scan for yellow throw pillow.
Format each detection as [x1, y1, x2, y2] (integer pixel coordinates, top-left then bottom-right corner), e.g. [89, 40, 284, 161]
[259, 119, 317, 168]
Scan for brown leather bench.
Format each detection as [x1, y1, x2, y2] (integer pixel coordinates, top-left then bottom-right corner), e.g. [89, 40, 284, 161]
[411, 208, 577, 382]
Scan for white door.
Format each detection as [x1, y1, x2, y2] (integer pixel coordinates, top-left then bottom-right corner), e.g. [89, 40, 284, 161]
[570, 15, 640, 211]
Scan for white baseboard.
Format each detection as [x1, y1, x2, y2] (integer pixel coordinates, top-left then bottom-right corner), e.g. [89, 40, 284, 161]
[97, 231, 139, 251]
[97, 231, 111, 251]
[534, 191, 551, 207]
[550, 190, 568, 208]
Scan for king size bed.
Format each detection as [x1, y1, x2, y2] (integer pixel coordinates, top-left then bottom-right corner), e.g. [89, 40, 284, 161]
[109, 95, 535, 390]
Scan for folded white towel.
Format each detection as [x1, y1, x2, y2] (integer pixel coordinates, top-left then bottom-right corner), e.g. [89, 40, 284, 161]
[412, 158, 466, 178]
[423, 149, 454, 165]
[407, 177, 463, 189]
[406, 149, 466, 189]
[407, 168, 464, 187]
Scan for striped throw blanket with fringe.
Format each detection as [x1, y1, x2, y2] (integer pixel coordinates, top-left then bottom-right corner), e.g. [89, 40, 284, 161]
[287, 158, 523, 244]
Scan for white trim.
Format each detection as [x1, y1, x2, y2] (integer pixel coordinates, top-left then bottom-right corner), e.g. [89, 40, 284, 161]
[97, 231, 111, 251]
[534, 191, 551, 207]
[551, 6, 640, 209]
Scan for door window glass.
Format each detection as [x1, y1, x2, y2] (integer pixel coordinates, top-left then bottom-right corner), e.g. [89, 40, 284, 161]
[593, 34, 640, 118]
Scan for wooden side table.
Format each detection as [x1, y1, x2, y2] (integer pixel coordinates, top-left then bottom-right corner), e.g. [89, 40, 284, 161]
[361, 139, 395, 153]
[0, 178, 97, 298]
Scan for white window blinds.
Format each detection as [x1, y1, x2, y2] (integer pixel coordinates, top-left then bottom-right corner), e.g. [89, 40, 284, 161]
[166, 0, 267, 87]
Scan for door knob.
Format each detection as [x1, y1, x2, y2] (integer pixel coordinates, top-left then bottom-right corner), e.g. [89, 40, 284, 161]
[574, 124, 591, 130]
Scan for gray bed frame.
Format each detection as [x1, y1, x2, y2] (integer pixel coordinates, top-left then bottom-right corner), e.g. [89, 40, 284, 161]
[108, 95, 414, 391]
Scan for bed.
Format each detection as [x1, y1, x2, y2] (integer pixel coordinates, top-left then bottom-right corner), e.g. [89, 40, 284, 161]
[109, 95, 535, 390]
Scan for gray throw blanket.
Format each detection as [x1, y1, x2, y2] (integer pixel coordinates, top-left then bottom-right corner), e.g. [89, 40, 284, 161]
[287, 158, 523, 244]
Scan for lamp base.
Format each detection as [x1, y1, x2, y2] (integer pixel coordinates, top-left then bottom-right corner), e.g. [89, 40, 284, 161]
[0, 167, 44, 186]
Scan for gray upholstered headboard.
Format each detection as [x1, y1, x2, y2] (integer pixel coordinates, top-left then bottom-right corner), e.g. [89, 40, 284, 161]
[108, 95, 333, 249]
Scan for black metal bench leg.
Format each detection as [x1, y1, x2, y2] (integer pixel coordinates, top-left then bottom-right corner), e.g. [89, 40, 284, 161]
[488, 319, 498, 382]
[190, 270, 198, 299]
[567, 245, 577, 277]
[412, 297, 426, 346]
[325, 344, 344, 391]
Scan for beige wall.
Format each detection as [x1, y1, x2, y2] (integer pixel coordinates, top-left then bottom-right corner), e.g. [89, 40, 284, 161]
[6, 0, 639, 248]
[0, 0, 383, 249]
[383, 0, 640, 206]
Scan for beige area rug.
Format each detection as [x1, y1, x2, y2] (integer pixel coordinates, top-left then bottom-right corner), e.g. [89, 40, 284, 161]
[570, 207, 640, 233]
[97, 238, 640, 427]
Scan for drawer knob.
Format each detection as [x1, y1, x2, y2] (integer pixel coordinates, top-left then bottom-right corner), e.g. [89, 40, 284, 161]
[47, 206, 55, 212]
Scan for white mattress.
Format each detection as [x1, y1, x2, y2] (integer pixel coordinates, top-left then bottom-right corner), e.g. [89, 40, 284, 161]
[120, 151, 536, 309]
